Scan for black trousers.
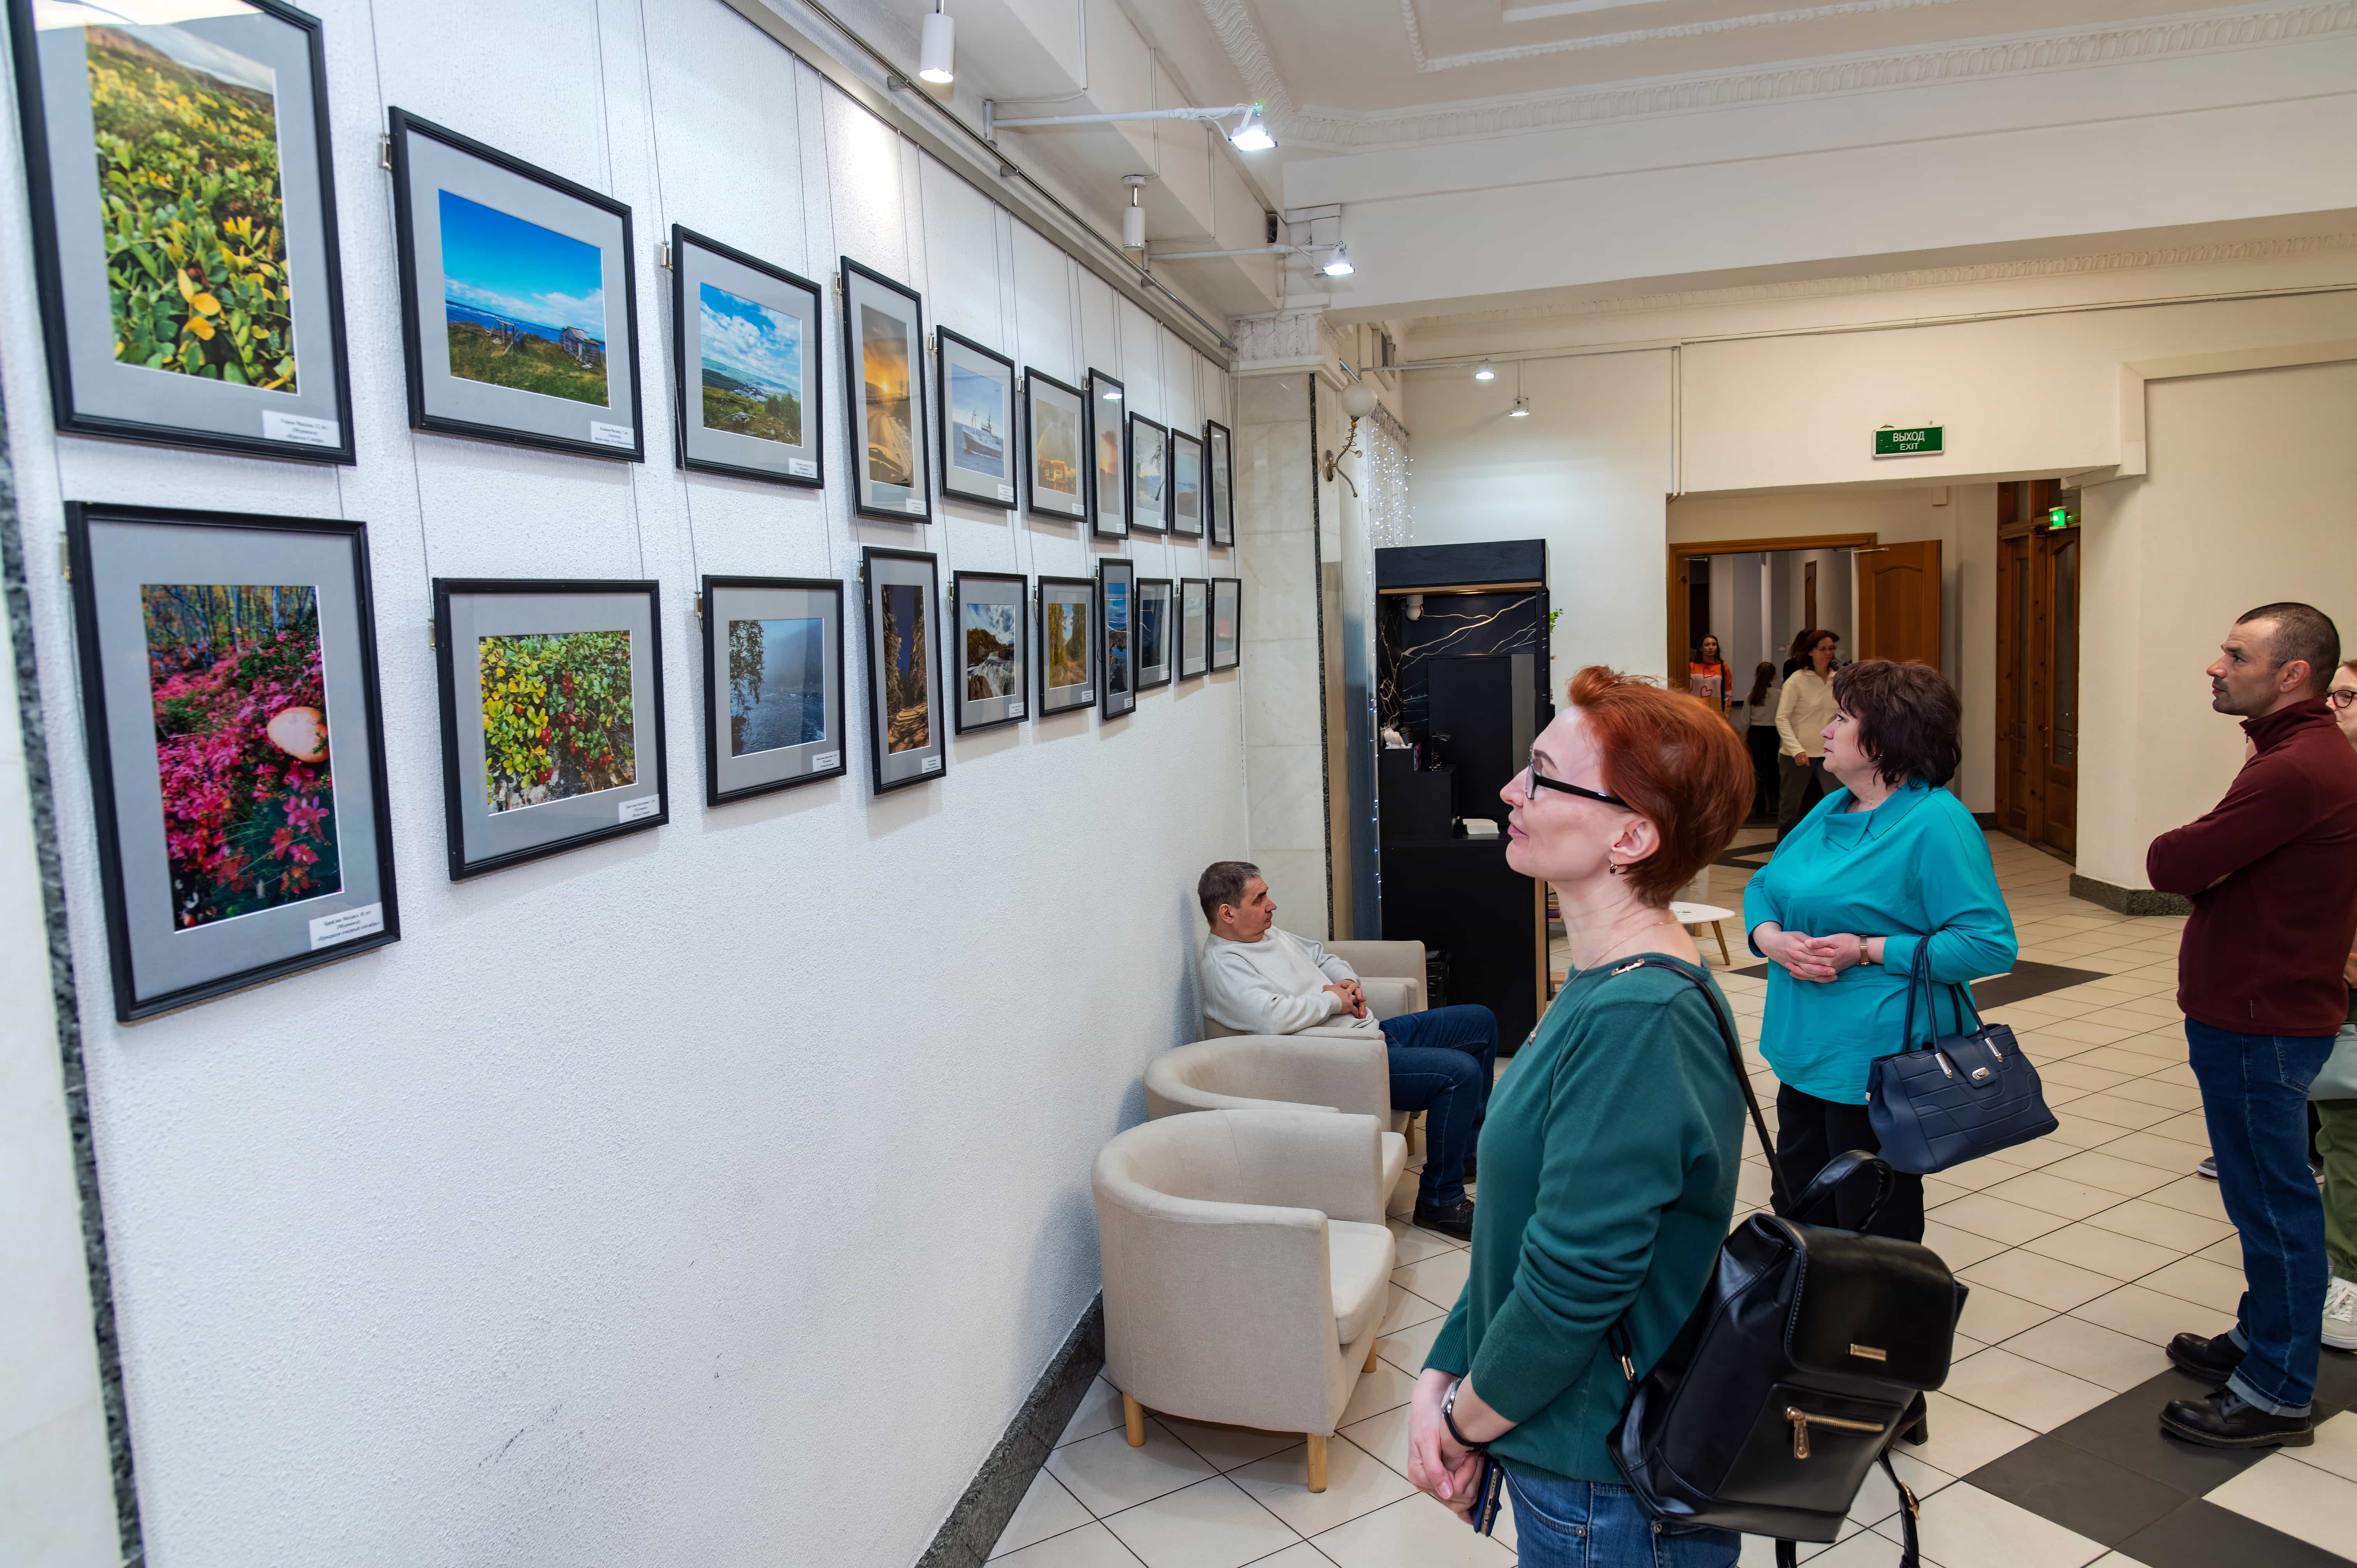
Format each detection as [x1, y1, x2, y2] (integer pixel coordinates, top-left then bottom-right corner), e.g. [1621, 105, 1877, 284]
[1776, 753, 1827, 838]
[1774, 1083, 1926, 1242]
[1745, 726, 1781, 819]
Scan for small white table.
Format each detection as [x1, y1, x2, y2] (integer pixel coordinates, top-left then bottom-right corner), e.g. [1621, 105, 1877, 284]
[1670, 901, 1737, 966]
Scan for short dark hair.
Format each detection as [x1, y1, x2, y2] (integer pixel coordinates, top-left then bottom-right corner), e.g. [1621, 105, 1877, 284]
[1196, 860, 1262, 923]
[1792, 627, 1839, 657]
[1829, 660, 1963, 787]
[2236, 602, 2341, 697]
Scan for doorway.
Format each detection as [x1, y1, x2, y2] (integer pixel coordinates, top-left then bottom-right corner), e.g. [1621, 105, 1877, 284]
[1995, 480, 2080, 855]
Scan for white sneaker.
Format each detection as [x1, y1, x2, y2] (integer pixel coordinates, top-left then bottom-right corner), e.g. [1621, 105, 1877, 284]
[2327, 1277, 2357, 1353]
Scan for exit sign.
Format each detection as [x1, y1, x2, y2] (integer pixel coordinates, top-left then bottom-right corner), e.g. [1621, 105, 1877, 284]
[1873, 426, 1944, 458]
[2049, 506, 2070, 529]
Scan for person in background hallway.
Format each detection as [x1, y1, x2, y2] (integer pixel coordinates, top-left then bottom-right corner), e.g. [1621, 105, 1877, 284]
[2147, 603, 2357, 1449]
[2313, 657, 2357, 1352]
[1689, 634, 1731, 716]
[1405, 667, 1753, 1568]
[1774, 629, 1839, 838]
[1781, 627, 1825, 678]
[1744, 659, 2015, 1243]
[1739, 660, 1782, 821]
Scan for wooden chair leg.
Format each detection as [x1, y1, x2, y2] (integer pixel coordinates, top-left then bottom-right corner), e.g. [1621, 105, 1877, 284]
[1713, 920, 1732, 966]
[1306, 1433, 1329, 1492]
[1121, 1392, 1145, 1448]
[1364, 1340, 1380, 1374]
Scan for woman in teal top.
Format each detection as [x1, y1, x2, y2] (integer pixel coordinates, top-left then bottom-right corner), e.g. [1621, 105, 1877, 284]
[1743, 659, 2016, 1241]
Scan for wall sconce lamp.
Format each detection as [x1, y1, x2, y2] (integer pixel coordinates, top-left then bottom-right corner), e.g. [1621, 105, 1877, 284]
[1323, 380, 1380, 496]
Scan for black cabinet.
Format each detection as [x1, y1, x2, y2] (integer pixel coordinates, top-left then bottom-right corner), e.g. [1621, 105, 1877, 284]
[1380, 835, 1542, 1053]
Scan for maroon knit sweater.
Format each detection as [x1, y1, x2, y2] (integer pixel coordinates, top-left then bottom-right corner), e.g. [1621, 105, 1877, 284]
[2148, 700, 2357, 1035]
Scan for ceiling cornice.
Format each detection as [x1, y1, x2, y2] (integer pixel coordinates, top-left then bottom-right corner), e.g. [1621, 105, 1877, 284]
[1401, 0, 1970, 73]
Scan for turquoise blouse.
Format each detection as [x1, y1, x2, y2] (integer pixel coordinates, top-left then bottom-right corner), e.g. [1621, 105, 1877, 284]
[1741, 781, 2018, 1103]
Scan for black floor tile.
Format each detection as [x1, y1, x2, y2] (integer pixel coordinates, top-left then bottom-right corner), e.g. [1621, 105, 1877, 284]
[1963, 1436, 2187, 1547]
[2042, 1370, 2274, 1497]
[2315, 1346, 2357, 1416]
[2112, 1499, 2352, 1568]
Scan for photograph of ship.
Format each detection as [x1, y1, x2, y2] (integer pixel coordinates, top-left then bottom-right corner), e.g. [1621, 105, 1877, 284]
[1033, 396, 1078, 496]
[1047, 600, 1089, 692]
[963, 601, 1018, 701]
[699, 283, 802, 445]
[880, 583, 929, 752]
[727, 615, 825, 757]
[439, 190, 608, 405]
[949, 363, 1005, 480]
[861, 304, 915, 488]
[1104, 579, 1129, 695]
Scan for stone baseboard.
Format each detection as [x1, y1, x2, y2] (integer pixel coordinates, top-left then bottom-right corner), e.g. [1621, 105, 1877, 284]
[2069, 874, 2193, 917]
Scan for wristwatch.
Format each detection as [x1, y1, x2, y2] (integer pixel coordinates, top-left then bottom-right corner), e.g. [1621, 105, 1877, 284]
[1442, 1378, 1489, 1453]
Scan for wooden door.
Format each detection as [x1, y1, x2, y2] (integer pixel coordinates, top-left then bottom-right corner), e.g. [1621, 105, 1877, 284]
[1855, 539, 1942, 666]
[1994, 483, 2080, 854]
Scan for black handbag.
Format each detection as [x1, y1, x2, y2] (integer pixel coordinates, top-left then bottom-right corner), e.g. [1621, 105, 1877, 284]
[1603, 959, 1966, 1568]
[1867, 942, 2058, 1174]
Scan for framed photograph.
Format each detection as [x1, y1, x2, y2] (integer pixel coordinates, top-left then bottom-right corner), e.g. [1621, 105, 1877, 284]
[952, 571, 1028, 733]
[936, 327, 1016, 508]
[66, 503, 397, 1021]
[1178, 577, 1210, 680]
[1099, 557, 1136, 719]
[389, 109, 641, 460]
[1210, 576, 1243, 671]
[671, 226, 821, 487]
[1205, 420, 1236, 547]
[860, 547, 945, 792]
[433, 579, 666, 879]
[702, 576, 844, 806]
[1086, 368, 1128, 539]
[1135, 577, 1173, 690]
[1170, 429, 1205, 539]
[1037, 576, 1097, 717]
[1130, 414, 1168, 532]
[1024, 367, 1087, 523]
[11, 0, 356, 462]
[841, 258, 929, 522]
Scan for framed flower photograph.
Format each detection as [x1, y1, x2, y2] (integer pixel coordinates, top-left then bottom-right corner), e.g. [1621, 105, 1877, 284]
[702, 576, 844, 806]
[11, 0, 357, 462]
[1037, 575, 1097, 717]
[1086, 368, 1128, 539]
[671, 226, 821, 487]
[936, 327, 1016, 508]
[1023, 367, 1087, 523]
[1170, 428, 1205, 539]
[66, 502, 398, 1021]
[1135, 577, 1173, 690]
[433, 579, 667, 879]
[388, 109, 643, 460]
[1129, 413, 1168, 533]
[952, 570, 1028, 733]
[1178, 576, 1210, 680]
[1210, 575, 1243, 671]
[860, 547, 945, 792]
[1099, 557, 1136, 719]
[841, 258, 929, 522]
[1205, 419, 1236, 547]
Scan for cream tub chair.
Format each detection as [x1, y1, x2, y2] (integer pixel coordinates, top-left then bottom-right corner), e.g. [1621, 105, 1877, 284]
[1093, 1108, 1398, 1492]
[1142, 1035, 1409, 1209]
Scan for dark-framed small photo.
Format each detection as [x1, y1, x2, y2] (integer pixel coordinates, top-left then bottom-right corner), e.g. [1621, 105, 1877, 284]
[1086, 368, 1129, 538]
[1135, 577, 1174, 690]
[1024, 367, 1088, 523]
[1170, 428, 1205, 539]
[841, 258, 929, 522]
[671, 226, 822, 487]
[702, 575, 845, 806]
[67, 502, 399, 1021]
[10, 0, 357, 462]
[952, 570, 1028, 733]
[1099, 557, 1136, 719]
[388, 109, 643, 460]
[1129, 413, 1168, 533]
[1210, 576, 1243, 671]
[936, 327, 1016, 508]
[1178, 576, 1210, 680]
[1205, 419, 1236, 547]
[860, 547, 946, 791]
[433, 578, 667, 880]
[1037, 575, 1097, 716]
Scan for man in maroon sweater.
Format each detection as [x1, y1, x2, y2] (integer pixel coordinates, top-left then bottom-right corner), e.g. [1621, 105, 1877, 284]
[2147, 602, 2357, 1449]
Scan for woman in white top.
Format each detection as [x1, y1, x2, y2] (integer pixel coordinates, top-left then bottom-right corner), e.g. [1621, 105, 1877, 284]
[1774, 629, 1840, 838]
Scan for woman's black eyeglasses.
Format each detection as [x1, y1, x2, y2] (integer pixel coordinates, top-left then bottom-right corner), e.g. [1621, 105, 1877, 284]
[2327, 687, 2357, 711]
[1526, 750, 1631, 809]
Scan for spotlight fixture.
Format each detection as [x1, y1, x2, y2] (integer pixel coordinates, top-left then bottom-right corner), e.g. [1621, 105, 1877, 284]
[1320, 244, 1353, 277]
[1122, 174, 1146, 251]
[1472, 361, 1495, 382]
[918, 2, 954, 85]
[1509, 397, 1531, 418]
[1228, 104, 1276, 151]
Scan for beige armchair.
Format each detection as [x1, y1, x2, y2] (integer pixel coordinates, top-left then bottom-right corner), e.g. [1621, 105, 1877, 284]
[1094, 1109, 1398, 1492]
[1143, 1035, 1409, 1206]
[1198, 938, 1428, 1040]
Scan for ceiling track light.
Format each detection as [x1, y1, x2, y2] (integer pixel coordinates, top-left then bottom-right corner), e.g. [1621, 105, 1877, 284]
[1508, 361, 1531, 417]
[1320, 244, 1353, 277]
[1122, 174, 1146, 251]
[1228, 104, 1275, 151]
[918, 2, 954, 85]
[1472, 361, 1495, 382]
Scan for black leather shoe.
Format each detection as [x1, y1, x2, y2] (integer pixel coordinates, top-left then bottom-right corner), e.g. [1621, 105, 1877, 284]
[2159, 1388, 2313, 1449]
[1414, 1199, 1475, 1240]
[2168, 1331, 2244, 1383]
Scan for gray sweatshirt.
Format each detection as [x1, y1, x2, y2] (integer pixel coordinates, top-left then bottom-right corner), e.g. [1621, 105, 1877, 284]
[1201, 929, 1380, 1035]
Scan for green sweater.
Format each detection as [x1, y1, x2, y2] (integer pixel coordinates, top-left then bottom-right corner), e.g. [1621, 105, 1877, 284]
[1424, 955, 1744, 1484]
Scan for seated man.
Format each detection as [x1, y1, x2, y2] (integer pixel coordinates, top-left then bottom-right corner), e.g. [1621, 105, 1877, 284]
[1196, 860, 1496, 1239]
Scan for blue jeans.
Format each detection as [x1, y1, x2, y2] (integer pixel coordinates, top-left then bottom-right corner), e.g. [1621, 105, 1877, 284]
[1504, 1471, 1738, 1568]
[2185, 1019, 2336, 1414]
[1380, 1004, 1497, 1208]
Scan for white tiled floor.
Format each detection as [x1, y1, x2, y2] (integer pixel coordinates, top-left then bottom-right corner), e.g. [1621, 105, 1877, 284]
[993, 831, 2357, 1567]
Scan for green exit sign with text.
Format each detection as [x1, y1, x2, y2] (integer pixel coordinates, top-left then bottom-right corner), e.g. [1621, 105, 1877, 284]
[1873, 426, 1944, 458]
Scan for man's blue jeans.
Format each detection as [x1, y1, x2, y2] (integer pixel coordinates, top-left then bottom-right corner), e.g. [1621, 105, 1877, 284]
[1503, 1471, 1738, 1568]
[2185, 1019, 2336, 1414]
[1379, 1004, 1497, 1209]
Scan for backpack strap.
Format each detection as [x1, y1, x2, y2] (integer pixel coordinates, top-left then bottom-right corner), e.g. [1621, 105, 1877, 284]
[1770, 1454, 1918, 1568]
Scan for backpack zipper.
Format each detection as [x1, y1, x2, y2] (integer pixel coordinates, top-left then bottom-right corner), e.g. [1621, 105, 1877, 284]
[1785, 1407, 1887, 1459]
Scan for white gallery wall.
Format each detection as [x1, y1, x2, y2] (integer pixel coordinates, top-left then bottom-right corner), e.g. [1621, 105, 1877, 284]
[0, 2, 1242, 1564]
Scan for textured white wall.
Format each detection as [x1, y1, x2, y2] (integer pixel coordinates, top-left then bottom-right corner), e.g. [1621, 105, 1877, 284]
[0, 2, 1240, 1564]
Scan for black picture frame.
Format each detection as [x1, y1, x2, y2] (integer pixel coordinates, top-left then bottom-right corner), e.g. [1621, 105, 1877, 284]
[1178, 576, 1210, 680]
[433, 578, 668, 879]
[841, 258, 930, 523]
[1036, 575, 1098, 717]
[1098, 556, 1136, 719]
[66, 502, 399, 1021]
[951, 570, 1029, 733]
[936, 326, 1018, 509]
[388, 109, 644, 461]
[1205, 419, 1236, 547]
[701, 574, 846, 806]
[1210, 575, 1243, 671]
[859, 547, 947, 791]
[1129, 413, 1169, 533]
[1170, 427, 1205, 539]
[1135, 577, 1174, 690]
[671, 226, 823, 487]
[1086, 368, 1129, 539]
[1023, 367, 1088, 523]
[10, 0, 358, 463]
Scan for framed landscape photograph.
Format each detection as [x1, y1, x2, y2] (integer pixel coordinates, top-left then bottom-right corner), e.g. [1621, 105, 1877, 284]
[1205, 420, 1236, 547]
[841, 259, 929, 522]
[936, 327, 1016, 508]
[702, 576, 844, 806]
[1099, 557, 1136, 720]
[671, 226, 821, 487]
[1210, 576, 1242, 671]
[1170, 428, 1205, 539]
[952, 571, 1028, 733]
[66, 503, 398, 1021]
[1086, 369, 1128, 539]
[1037, 576, 1097, 717]
[1178, 576, 1210, 680]
[1129, 413, 1168, 532]
[433, 579, 667, 879]
[389, 109, 642, 460]
[1024, 367, 1087, 523]
[1136, 577, 1173, 690]
[860, 547, 945, 792]
[11, 0, 357, 462]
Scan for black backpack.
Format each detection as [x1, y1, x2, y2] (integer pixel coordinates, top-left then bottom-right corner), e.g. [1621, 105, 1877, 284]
[1603, 959, 1966, 1568]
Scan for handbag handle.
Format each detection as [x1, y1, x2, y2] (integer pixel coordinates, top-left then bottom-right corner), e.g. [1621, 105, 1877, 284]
[1899, 937, 1983, 1051]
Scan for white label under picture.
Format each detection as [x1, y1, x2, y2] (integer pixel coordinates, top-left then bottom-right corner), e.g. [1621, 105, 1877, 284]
[904, 497, 925, 514]
[790, 459, 818, 477]
[921, 755, 942, 773]
[263, 411, 341, 447]
[619, 795, 663, 822]
[590, 422, 636, 448]
[1080, 689, 1093, 701]
[812, 750, 841, 770]
[308, 903, 385, 950]
[997, 484, 1014, 501]
[1007, 703, 1025, 718]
